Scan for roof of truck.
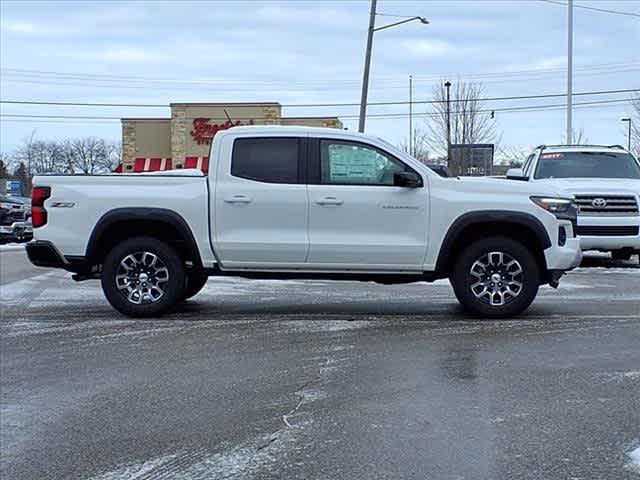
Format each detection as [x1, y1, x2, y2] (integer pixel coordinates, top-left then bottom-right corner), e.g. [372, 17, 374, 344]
[222, 125, 351, 134]
[536, 144, 629, 153]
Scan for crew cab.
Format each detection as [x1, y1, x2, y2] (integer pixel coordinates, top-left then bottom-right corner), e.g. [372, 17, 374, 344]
[507, 145, 640, 262]
[26, 126, 581, 318]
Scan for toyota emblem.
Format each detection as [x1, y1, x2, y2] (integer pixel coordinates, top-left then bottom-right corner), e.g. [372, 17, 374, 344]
[591, 198, 607, 208]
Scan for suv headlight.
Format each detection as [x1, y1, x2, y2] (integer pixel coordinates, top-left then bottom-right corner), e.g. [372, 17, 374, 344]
[530, 196, 577, 219]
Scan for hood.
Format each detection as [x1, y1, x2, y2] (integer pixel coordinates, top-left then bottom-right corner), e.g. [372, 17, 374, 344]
[534, 177, 640, 195]
[448, 176, 574, 198]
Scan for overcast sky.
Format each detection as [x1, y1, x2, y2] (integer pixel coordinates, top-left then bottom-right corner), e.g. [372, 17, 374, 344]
[1, 0, 638, 158]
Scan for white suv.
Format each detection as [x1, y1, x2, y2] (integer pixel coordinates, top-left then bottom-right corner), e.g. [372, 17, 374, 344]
[507, 145, 640, 261]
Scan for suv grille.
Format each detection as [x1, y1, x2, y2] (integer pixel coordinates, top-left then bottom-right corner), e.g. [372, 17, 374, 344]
[575, 195, 638, 216]
[575, 226, 639, 236]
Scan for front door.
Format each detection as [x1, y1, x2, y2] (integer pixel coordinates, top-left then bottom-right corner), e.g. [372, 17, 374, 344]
[213, 136, 308, 268]
[306, 138, 428, 270]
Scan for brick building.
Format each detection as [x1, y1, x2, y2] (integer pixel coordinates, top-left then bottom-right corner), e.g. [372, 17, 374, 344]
[120, 102, 342, 173]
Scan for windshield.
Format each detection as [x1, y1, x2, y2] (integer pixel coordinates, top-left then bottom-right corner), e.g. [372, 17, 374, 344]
[534, 151, 640, 179]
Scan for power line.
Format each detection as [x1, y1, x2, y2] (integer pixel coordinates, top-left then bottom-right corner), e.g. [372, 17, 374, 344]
[0, 98, 632, 122]
[2, 60, 638, 88]
[539, 0, 640, 18]
[1, 88, 638, 109]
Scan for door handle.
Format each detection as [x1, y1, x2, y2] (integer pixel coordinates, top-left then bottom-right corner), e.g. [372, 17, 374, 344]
[224, 194, 252, 204]
[315, 196, 344, 206]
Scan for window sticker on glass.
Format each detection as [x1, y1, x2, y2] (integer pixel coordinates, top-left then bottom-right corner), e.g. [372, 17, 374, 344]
[328, 144, 383, 183]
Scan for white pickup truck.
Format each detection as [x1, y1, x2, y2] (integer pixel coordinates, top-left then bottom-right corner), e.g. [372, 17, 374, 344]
[507, 145, 640, 261]
[27, 126, 581, 318]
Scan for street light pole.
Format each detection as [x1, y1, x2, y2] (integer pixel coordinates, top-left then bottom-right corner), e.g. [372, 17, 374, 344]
[445, 81, 452, 159]
[622, 118, 632, 150]
[358, 2, 428, 133]
[567, 0, 574, 143]
[358, 0, 377, 133]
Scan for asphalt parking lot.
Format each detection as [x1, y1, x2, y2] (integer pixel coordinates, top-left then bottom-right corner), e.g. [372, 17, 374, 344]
[1, 247, 639, 480]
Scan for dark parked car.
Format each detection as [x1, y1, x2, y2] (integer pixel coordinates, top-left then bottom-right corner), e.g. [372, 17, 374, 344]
[0, 195, 33, 244]
[426, 164, 451, 177]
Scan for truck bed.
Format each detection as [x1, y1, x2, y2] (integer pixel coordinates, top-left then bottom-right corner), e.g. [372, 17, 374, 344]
[32, 173, 217, 265]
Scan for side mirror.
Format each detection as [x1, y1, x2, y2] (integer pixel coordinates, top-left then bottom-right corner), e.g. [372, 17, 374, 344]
[506, 168, 528, 181]
[394, 171, 422, 188]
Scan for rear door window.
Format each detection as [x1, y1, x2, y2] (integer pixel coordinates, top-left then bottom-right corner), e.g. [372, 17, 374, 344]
[231, 138, 301, 184]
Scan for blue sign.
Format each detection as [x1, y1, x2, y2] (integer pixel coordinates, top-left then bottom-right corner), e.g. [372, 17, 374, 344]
[6, 180, 22, 196]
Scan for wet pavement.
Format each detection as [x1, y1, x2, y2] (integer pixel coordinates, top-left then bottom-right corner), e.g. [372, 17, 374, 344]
[1, 248, 639, 479]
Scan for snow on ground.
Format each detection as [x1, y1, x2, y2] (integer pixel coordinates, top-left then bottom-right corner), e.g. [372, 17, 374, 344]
[627, 445, 640, 474]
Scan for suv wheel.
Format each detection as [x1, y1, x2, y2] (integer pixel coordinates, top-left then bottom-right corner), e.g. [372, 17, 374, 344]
[182, 271, 209, 300]
[450, 236, 540, 318]
[101, 236, 185, 317]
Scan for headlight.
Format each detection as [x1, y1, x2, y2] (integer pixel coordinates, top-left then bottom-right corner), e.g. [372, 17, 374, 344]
[530, 196, 577, 219]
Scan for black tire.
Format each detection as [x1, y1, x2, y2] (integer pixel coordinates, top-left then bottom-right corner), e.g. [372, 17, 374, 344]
[182, 271, 209, 300]
[450, 236, 540, 318]
[101, 236, 185, 318]
[611, 249, 633, 261]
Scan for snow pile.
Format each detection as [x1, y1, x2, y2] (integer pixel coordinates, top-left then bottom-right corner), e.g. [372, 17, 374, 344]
[628, 446, 640, 474]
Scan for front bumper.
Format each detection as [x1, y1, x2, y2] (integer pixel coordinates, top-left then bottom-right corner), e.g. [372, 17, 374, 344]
[544, 237, 582, 271]
[0, 221, 33, 240]
[576, 215, 640, 251]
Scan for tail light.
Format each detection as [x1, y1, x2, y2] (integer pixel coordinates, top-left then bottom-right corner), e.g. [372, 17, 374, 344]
[31, 186, 51, 228]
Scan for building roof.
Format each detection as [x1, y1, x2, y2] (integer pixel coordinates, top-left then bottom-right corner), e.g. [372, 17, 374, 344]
[121, 118, 171, 122]
[169, 102, 281, 107]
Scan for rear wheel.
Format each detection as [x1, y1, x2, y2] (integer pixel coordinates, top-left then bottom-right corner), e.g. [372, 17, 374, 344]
[182, 271, 209, 300]
[450, 236, 540, 318]
[101, 236, 185, 317]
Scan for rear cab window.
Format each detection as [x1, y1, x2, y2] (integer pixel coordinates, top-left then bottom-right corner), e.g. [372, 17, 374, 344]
[231, 137, 302, 184]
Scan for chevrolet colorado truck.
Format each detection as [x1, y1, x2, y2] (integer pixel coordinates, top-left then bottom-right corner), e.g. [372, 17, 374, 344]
[507, 145, 640, 262]
[26, 126, 581, 318]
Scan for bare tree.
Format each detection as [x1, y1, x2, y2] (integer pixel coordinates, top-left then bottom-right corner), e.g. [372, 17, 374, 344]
[71, 137, 107, 174]
[15, 131, 38, 177]
[97, 141, 122, 172]
[563, 128, 589, 145]
[399, 128, 430, 164]
[424, 81, 499, 175]
[0, 153, 10, 178]
[497, 145, 530, 168]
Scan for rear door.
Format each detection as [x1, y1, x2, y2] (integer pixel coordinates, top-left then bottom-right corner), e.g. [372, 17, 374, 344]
[306, 137, 429, 270]
[213, 135, 309, 268]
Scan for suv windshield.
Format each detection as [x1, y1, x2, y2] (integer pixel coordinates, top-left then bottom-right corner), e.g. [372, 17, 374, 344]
[534, 151, 640, 179]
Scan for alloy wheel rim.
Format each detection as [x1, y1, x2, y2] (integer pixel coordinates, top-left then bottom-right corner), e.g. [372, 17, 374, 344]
[469, 251, 524, 306]
[115, 251, 169, 305]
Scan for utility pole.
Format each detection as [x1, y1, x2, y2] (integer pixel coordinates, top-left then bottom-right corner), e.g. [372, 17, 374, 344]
[567, 0, 574, 144]
[622, 118, 632, 150]
[358, 0, 377, 133]
[409, 75, 413, 156]
[445, 81, 452, 160]
[358, 3, 427, 133]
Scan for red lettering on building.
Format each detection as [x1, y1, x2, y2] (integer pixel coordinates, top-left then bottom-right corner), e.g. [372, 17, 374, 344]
[190, 118, 255, 145]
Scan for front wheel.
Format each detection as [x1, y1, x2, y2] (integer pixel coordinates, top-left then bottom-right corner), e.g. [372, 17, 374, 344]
[101, 236, 185, 317]
[450, 236, 540, 318]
